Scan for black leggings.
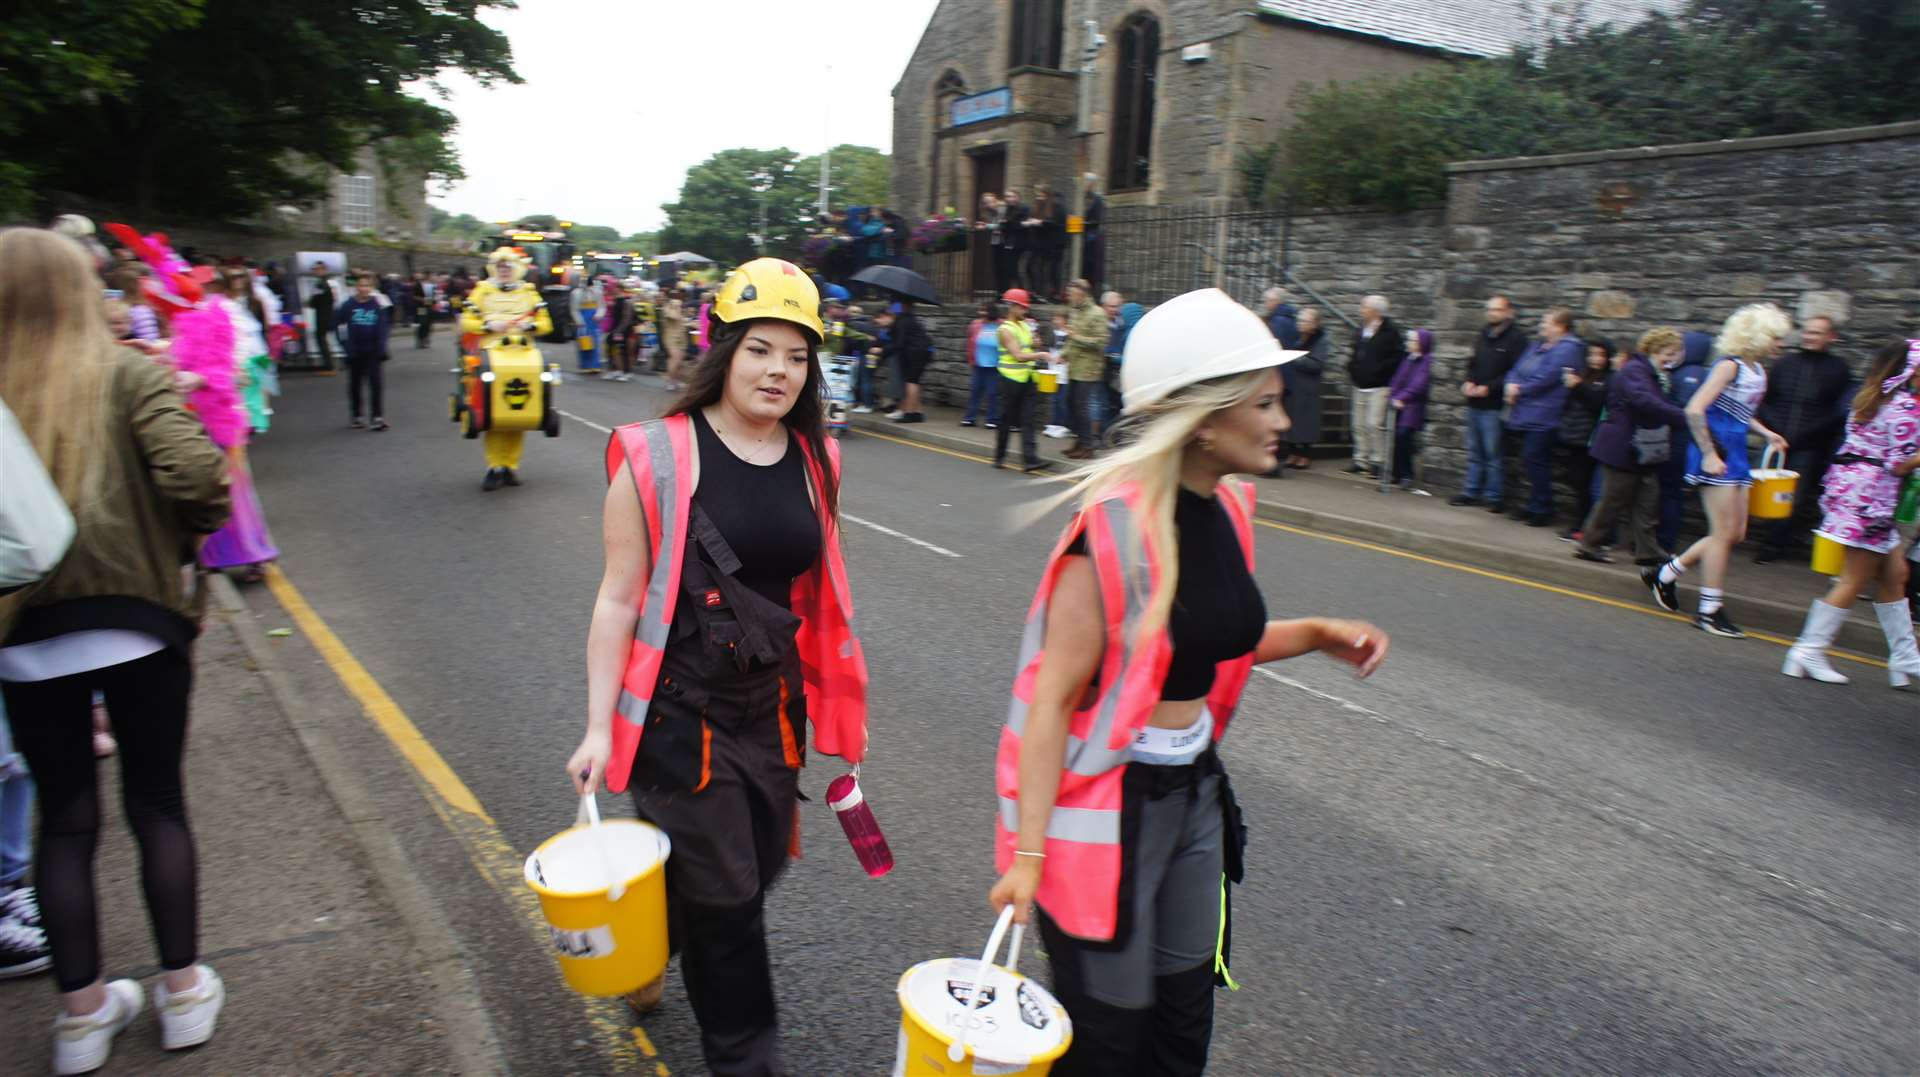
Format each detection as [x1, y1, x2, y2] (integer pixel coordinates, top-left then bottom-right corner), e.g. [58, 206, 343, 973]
[347, 352, 385, 420]
[3, 648, 198, 991]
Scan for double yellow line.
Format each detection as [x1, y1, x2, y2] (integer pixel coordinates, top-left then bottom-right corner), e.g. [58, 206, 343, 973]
[263, 565, 672, 1076]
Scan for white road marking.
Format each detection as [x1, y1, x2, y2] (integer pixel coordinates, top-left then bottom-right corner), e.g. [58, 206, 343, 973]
[842, 514, 963, 559]
[562, 411, 960, 560]
[1249, 666, 1914, 939]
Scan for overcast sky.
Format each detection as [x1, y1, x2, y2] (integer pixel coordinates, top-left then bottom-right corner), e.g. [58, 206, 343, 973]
[424, 0, 939, 234]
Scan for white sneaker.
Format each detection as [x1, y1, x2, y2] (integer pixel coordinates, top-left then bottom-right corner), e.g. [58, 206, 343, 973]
[155, 964, 224, 1051]
[51, 979, 142, 1075]
[885, 409, 906, 420]
[852, 405, 874, 414]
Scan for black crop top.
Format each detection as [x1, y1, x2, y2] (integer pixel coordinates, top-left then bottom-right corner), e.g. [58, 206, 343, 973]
[1067, 487, 1267, 701]
[690, 410, 822, 609]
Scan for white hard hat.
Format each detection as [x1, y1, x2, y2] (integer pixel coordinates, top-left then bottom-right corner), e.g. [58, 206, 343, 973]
[1121, 288, 1301, 414]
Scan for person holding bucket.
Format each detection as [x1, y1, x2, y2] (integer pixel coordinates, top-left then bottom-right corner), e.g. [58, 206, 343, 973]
[567, 257, 869, 1077]
[987, 288, 1390, 1076]
[1641, 304, 1792, 638]
[1783, 339, 1920, 687]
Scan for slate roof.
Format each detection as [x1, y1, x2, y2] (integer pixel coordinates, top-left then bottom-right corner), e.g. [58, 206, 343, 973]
[1254, 0, 1687, 58]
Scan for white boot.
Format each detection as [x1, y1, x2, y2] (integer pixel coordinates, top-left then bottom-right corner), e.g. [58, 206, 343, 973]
[1782, 600, 1852, 684]
[1872, 601, 1920, 689]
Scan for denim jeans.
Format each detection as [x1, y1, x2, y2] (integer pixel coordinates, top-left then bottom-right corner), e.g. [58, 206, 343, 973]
[854, 360, 878, 407]
[1515, 427, 1559, 516]
[0, 697, 27, 886]
[962, 365, 1000, 424]
[1463, 409, 1505, 501]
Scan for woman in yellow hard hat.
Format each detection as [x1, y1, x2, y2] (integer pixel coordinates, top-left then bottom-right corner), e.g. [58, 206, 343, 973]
[567, 258, 870, 1076]
[987, 289, 1390, 1074]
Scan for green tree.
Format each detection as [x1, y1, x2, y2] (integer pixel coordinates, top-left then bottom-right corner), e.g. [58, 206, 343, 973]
[658, 148, 816, 266]
[622, 232, 659, 254]
[10, 0, 517, 221]
[793, 145, 892, 211]
[428, 207, 494, 245]
[570, 224, 623, 246]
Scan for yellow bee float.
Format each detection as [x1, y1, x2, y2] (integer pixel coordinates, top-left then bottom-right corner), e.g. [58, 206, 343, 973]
[450, 248, 560, 491]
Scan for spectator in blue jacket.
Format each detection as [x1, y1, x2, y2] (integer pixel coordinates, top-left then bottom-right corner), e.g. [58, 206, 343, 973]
[1502, 308, 1584, 526]
[1262, 288, 1300, 349]
[1656, 330, 1716, 550]
[1574, 327, 1693, 565]
[335, 274, 392, 431]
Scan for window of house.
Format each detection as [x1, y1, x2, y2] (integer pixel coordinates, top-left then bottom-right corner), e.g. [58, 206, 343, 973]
[1108, 14, 1159, 191]
[338, 174, 376, 232]
[1009, 0, 1064, 70]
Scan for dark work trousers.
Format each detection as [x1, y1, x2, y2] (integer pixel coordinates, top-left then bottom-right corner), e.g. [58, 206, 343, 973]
[310, 322, 335, 370]
[3, 648, 198, 992]
[1070, 377, 1104, 450]
[1391, 426, 1421, 483]
[1759, 448, 1833, 557]
[415, 307, 433, 349]
[994, 376, 1041, 468]
[629, 503, 806, 1077]
[1038, 761, 1227, 1077]
[1513, 428, 1558, 517]
[1580, 463, 1666, 563]
[346, 351, 385, 420]
[1657, 454, 1689, 552]
[1557, 443, 1598, 530]
[992, 244, 1014, 294]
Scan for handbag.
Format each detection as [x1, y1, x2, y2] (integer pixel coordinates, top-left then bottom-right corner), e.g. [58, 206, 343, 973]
[1631, 425, 1671, 466]
[0, 398, 76, 594]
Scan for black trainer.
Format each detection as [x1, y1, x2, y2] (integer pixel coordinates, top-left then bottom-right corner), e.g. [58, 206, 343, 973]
[1695, 609, 1746, 639]
[1641, 564, 1678, 613]
[0, 917, 49, 979]
[1448, 494, 1481, 507]
[501, 468, 522, 487]
[0, 884, 40, 929]
[481, 468, 504, 492]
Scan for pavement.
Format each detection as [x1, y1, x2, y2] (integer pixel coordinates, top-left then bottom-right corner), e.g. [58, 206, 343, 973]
[0, 581, 481, 1076]
[26, 342, 1909, 1076]
[848, 396, 1893, 655]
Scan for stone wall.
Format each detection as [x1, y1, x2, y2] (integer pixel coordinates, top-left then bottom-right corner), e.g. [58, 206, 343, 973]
[909, 122, 1920, 490]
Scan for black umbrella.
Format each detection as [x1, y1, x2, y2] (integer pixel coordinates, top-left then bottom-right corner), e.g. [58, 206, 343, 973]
[849, 264, 942, 306]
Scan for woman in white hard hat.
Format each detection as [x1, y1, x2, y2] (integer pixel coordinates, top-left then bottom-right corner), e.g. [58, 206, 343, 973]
[567, 258, 869, 1077]
[987, 288, 1391, 1074]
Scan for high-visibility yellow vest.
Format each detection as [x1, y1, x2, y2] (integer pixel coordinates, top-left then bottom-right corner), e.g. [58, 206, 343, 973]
[997, 318, 1037, 383]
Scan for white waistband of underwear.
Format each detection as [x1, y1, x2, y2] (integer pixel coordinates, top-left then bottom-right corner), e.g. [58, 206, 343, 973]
[1130, 708, 1214, 766]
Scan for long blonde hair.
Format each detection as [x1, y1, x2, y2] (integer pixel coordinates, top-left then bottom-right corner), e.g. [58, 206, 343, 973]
[0, 228, 120, 517]
[1043, 368, 1274, 643]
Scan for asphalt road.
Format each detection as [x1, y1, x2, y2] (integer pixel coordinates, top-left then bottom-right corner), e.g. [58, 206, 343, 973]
[240, 343, 1919, 1076]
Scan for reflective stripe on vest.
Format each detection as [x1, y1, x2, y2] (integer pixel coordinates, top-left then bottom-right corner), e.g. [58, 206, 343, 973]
[997, 319, 1036, 383]
[993, 480, 1259, 941]
[602, 414, 870, 794]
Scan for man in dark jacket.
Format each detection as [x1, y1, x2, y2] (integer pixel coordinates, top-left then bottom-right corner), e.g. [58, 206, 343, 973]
[1754, 316, 1851, 563]
[1346, 294, 1406, 476]
[1656, 330, 1716, 551]
[1453, 295, 1528, 509]
[335, 273, 392, 431]
[1574, 328, 1693, 565]
[882, 302, 933, 423]
[1002, 189, 1030, 290]
[306, 262, 340, 372]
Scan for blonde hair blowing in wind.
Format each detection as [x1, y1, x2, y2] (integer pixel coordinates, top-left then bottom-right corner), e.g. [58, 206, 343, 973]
[1715, 302, 1792, 360]
[1035, 367, 1276, 645]
[0, 227, 119, 516]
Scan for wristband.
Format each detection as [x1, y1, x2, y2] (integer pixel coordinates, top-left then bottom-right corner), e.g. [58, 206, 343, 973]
[1014, 849, 1047, 859]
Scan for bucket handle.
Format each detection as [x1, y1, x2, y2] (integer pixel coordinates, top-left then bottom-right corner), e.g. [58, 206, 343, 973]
[951, 905, 1026, 1063]
[1759, 444, 1786, 473]
[576, 794, 627, 903]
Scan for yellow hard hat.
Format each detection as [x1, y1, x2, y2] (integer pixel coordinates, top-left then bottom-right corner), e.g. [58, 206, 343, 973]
[712, 258, 824, 344]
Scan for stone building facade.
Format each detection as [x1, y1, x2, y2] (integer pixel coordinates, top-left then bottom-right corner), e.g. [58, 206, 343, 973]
[891, 0, 1681, 220]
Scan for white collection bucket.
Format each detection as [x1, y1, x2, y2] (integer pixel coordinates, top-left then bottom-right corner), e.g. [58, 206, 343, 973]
[893, 907, 1072, 1075]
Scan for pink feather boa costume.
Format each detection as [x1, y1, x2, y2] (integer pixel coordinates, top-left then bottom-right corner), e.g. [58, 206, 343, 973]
[173, 299, 279, 568]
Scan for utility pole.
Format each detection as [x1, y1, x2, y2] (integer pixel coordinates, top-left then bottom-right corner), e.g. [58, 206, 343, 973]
[1071, 8, 1103, 282]
[818, 64, 833, 219]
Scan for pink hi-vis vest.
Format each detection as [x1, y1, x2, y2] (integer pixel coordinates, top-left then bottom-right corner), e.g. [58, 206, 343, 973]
[602, 414, 869, 794]
[994, 480, 1258, 941]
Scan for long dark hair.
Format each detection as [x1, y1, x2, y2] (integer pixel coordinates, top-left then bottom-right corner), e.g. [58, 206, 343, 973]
[1851, 339, 1917, 425]
[664, 316, 839, 519]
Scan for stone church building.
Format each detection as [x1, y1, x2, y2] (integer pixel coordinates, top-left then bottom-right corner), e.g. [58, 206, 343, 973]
[891, 0, 1681, 220]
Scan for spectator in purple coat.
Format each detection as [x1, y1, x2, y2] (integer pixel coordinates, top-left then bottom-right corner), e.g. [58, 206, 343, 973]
[1573, 327, 1692, 565]
[1388, 328, 1434, 487]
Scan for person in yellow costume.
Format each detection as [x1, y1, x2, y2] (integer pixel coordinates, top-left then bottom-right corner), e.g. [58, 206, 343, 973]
[462, 248, 554, 490]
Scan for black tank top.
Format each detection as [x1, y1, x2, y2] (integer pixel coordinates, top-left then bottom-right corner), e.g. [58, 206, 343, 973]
[1062, 487, 1266, 701]
[690, 410, 822, 609]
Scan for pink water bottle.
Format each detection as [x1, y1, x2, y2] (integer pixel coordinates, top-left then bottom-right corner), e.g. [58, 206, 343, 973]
[827, 771, 894, 878]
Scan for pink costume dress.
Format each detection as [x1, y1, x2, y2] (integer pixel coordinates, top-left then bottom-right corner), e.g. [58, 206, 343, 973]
[1816, 343, 1920, 555]
[174, 299, 280, 569]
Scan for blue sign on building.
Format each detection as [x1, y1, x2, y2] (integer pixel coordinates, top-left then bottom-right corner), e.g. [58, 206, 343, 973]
[951, 87, 1013, 128]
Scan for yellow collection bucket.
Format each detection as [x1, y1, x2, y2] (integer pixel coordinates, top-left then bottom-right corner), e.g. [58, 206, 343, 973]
[893, 907, 1072, 1076]
[1034, 368, 1060, 394]
[1811, 534, 1846, 576]
[524, 796, 671, 997]
[1747, 446, 1798, 520]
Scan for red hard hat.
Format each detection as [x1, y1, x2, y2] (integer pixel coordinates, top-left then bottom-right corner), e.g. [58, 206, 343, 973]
[1000, 288, 1032, 307]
